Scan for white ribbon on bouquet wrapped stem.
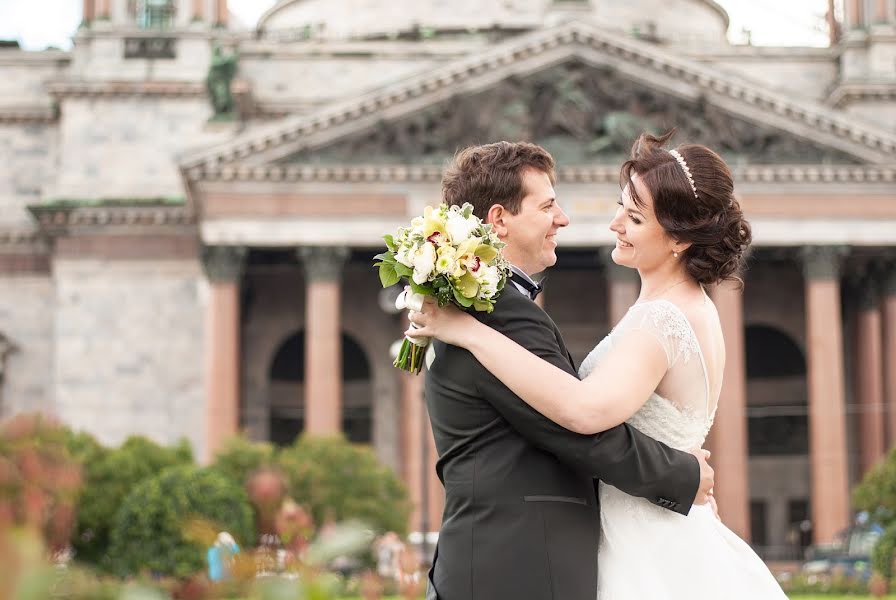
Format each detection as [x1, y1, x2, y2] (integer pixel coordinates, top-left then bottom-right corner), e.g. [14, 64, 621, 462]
[396, 288, 430, 347]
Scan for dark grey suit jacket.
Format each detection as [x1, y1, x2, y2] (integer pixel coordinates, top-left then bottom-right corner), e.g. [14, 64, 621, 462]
[424, 284, 699, 600]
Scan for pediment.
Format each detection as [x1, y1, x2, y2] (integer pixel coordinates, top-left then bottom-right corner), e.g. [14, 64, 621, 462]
[281, 61, 861, 166]
[180, 22, 896, 179]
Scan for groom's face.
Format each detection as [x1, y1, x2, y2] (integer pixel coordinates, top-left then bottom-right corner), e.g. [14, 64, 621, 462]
[494, 168, 569, 275]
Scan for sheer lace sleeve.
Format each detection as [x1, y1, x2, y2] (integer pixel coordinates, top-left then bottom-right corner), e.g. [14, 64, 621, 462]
[609, 301, 713, 442]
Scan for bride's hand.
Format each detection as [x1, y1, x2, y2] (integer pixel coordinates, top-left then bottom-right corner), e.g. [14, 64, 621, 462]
[406, 296, 479, 348]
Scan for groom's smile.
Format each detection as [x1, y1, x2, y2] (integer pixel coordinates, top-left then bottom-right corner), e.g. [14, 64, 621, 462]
[497, 168, 569, 275]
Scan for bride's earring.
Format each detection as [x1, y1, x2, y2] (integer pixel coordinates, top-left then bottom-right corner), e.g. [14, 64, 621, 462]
[673, 251, 679, 258]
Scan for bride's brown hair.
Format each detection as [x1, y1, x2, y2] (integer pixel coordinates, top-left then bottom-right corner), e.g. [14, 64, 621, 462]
[620, 130, 752, 287]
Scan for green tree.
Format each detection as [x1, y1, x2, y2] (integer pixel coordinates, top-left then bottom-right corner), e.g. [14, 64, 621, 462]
[854, 447, 896, 579]
[72, 435, 193, 568]
[277, 435, 411, 536]
[107, 465, 254, 578]
[209, 436, 276, 488]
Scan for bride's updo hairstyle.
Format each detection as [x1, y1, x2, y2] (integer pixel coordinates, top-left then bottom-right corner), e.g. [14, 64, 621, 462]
[620, 130, 752, 287]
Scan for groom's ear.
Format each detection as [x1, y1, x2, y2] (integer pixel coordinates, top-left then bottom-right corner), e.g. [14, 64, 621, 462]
[487, 204, 510, 238]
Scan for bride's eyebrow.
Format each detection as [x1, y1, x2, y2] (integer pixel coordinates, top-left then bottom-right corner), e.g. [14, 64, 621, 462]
[620, 192, 645, 218]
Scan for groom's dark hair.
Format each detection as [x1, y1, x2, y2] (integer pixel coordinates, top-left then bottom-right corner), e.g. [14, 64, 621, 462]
[442, 142, 556, 218]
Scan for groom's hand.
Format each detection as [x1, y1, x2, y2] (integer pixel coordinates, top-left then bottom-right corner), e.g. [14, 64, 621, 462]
[689, 448, 714, 505]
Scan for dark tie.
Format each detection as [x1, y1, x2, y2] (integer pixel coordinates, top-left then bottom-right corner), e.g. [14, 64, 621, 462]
[509, 272, 543, 300]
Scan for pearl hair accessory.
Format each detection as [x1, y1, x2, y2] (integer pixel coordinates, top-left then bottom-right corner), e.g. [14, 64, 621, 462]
[669, 149, 698, 199]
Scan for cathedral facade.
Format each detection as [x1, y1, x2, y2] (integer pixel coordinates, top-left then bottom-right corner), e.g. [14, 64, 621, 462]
[1, 0, 895, 561]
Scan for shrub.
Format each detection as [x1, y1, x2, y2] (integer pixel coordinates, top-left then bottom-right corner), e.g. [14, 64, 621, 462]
[210, 436, 276, 488]
[107, 465, 254, 578]
[0, 413, 83, 551]
[277, 435, 411, 536]
[73, 435, 193, 568]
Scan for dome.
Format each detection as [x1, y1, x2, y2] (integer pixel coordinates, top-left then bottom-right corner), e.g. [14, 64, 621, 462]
[257, 0, 730, 45]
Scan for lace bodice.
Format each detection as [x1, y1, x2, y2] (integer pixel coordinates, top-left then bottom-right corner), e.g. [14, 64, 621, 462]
[578, 300, 716, 450]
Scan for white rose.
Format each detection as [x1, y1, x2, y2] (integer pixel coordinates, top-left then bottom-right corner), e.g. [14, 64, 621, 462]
[412, 242, 437, 284]
[446, 212, 477, 243]
[477, 264, 501, 298]
[395, 244, 415, 268]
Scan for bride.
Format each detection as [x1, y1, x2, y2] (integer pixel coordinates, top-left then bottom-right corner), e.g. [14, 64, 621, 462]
[407, 132, 787, 599]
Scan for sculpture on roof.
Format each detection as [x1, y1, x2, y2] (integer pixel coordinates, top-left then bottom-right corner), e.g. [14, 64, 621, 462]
[206, 43, 239, 118]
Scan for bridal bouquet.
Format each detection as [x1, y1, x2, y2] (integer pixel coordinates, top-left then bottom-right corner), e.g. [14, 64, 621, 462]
[375, 202, 511, 374]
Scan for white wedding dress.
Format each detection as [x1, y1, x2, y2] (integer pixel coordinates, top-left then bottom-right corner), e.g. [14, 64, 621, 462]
[578, 297, 787, 600]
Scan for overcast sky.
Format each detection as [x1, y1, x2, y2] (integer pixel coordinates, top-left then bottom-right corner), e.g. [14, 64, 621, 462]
[0, 0, 835, 51]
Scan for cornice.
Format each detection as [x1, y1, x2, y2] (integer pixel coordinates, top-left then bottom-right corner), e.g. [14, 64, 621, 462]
[0, 229, 48, 254]
[179, 21, 896, 174]
[47, 80, 205, 99]
[0, 105, 57, 124]
[827, 81, 896, 108]
[28, 203, 196, 237]
[186, 163, 896, 185]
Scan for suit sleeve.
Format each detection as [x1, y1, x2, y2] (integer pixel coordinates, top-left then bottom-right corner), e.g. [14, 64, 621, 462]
[472, 296, 700, 515]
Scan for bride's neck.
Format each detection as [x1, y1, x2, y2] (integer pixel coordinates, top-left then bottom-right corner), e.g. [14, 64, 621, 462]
[637, 263, 694, 301]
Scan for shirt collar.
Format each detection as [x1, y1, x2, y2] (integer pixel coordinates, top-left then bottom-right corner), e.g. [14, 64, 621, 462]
[509, 264, 540, 296]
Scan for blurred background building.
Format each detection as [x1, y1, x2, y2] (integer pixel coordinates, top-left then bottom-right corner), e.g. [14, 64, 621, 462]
[0, 0, 894, 563]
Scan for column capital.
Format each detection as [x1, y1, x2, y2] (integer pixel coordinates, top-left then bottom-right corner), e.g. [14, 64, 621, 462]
[201, 245, 247, 282]
[801, 245, 848, 280]
[298, 246, 349, 281]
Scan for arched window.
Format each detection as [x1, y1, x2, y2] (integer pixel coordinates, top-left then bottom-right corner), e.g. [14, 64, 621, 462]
[745, 325, 808, 456]
[267, 331, 373, 446]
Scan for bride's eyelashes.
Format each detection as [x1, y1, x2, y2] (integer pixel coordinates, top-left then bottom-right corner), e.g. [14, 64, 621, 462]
[617, 199, 642, 225]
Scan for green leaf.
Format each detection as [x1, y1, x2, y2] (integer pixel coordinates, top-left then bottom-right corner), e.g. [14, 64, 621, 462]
[473, 299, 492, 312]
[394, 262, 413, 278]
[458, 273, 480, 298]
[378, 263, 400, 288]
[373, 251, 395, 263]
[409, 280, 431, 296]
[383, 234, 397, 252]
[452, 287, 474, 308]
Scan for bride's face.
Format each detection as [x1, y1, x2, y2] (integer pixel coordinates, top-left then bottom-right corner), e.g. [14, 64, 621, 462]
[608, 174, 677, 271]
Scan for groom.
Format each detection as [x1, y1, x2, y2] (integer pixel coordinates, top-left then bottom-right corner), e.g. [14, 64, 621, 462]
[423, 141, 714, 600]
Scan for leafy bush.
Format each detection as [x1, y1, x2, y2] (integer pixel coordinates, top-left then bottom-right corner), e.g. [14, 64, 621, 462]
[210, 436, 276, 488]
[854, 447, 896, 583]
[72, 435, 193, 568]
[277, 435, 411, 536]
[0, 413, 83, 552]
[107, 465, 254, 578]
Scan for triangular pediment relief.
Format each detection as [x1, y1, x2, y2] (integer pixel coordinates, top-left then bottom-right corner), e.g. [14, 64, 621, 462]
[179, 22, 896, 179]
[280, 61, 861, 166]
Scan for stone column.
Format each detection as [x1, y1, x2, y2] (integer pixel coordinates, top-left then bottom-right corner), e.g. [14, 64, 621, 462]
[802, 246, 850, 544]
[298, 247, 348, 435]
[876, 0, 890, 22]
[426, 411, 444, 532]
[215, 0, 227, 26]
[856, 280, 886, 473]
[883, 268, 896, 447]
[600, 248, 639, 327]
[201, 245, 246, 462]
[706, 281, 751, 541]
[82, 0, 95, 22]
[399, 325, 425, 530]
[848, 0, 863, 27]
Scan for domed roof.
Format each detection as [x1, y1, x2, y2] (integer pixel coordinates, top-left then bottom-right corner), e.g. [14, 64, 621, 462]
[258, 0, 730, 45]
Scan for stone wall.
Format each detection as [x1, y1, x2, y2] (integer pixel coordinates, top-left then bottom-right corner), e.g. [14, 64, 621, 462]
[0, 123, 57, 226]
[52, 257, 205, 454]
[50, 96, 232, 199]
[0, 274, 54, 418]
